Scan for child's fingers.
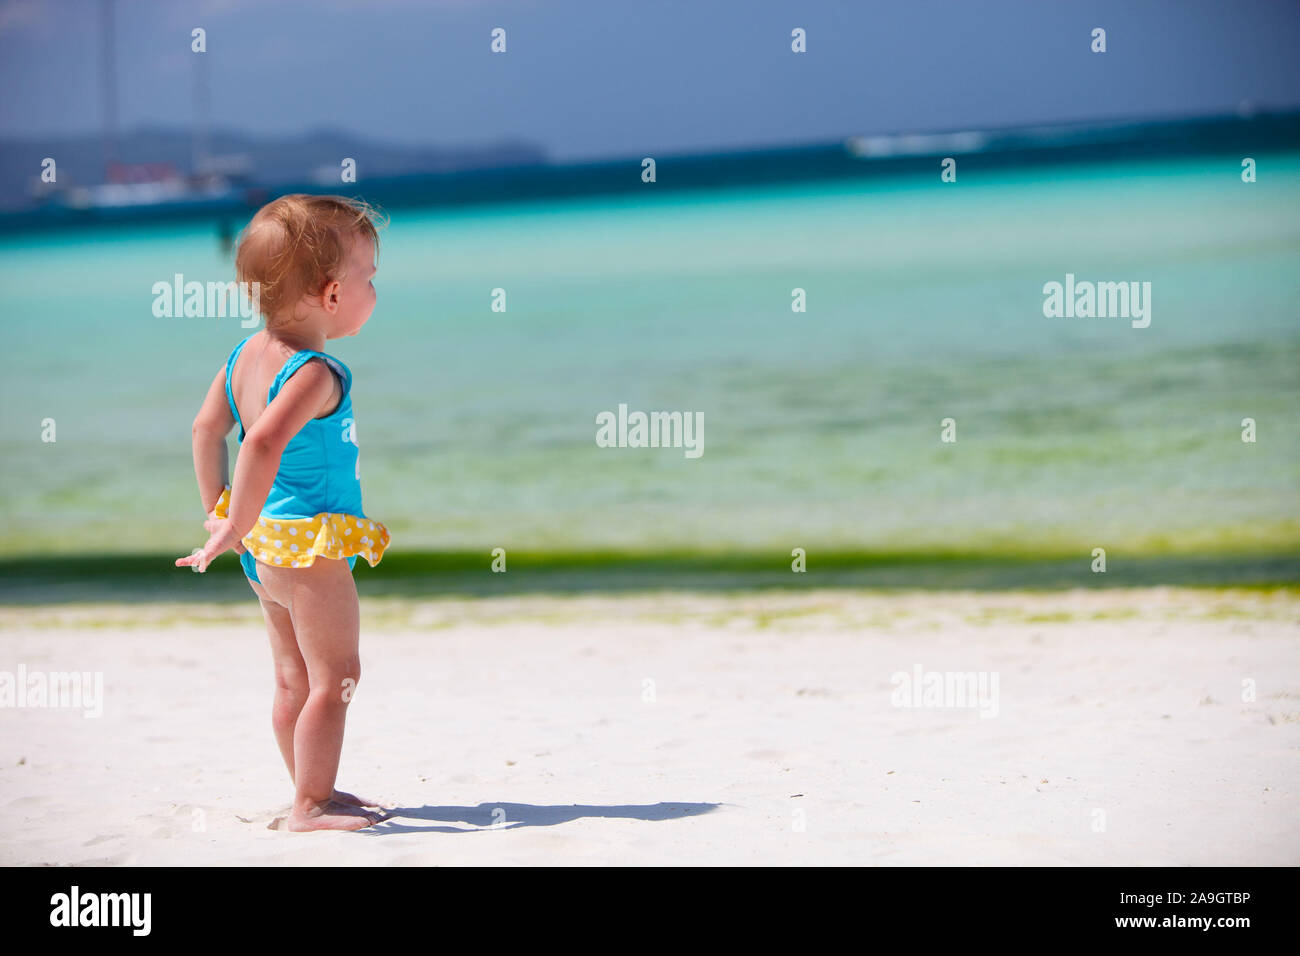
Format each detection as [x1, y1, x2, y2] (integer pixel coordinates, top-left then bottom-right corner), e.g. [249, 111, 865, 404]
[176, 547, 210, 572]
[178, 523, 245, 573]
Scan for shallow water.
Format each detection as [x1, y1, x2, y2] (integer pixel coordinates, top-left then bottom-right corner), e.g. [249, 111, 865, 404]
[2, 153, 1298, 557]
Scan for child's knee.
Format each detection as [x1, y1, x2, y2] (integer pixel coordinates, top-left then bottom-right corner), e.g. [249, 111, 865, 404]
[313, 661, 361, 700]
[274, 664, 309, 697]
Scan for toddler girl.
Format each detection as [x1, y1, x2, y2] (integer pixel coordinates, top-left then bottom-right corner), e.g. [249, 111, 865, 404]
[176, 194, 392, 832]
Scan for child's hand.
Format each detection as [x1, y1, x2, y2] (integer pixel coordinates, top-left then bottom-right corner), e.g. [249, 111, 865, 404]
[207, 506, 247, 555]
[176, 519, 247, 573]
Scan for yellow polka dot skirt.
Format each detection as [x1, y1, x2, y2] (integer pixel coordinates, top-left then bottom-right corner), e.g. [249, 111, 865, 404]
[212, 486, 391, 570]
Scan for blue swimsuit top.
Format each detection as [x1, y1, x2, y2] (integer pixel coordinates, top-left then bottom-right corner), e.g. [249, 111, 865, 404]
[224, 333, 366, 520]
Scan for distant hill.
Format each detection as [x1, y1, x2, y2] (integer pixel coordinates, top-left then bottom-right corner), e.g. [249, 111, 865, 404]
[0, 127, 549, 209]
[4, 110, 1297, 230]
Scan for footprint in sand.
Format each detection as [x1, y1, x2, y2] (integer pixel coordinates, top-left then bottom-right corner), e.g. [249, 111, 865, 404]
[143, 802, 209, 839]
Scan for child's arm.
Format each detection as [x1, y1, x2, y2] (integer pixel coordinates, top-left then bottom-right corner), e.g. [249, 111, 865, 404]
[190, 366, 236, 514]
[178, 360, 338, 571]
[226, 359, 338, 535]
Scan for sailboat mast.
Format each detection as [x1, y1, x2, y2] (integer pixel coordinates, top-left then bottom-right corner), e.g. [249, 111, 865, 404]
[99, 0, 119, 180]
[193, 29, 210, 176]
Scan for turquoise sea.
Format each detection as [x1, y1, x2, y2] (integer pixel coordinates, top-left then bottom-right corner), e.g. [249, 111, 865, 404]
[2, 153, 1299, 562]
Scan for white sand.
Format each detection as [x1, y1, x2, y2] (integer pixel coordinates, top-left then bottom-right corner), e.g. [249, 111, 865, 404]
[1, 587, 1297, 866]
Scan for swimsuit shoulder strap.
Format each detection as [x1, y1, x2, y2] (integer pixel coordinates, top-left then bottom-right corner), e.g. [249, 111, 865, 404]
[267, 349, 352, 404]
[224, 334, 256, 442]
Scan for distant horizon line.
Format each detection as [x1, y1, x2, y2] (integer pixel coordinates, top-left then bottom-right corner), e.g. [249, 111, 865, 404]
[4, 103, 1299, 160]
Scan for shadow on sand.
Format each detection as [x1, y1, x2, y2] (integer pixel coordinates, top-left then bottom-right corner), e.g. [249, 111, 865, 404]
[357, 801, 721, 834]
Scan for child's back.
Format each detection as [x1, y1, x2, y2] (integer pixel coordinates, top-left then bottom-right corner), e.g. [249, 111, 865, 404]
[217, 330, 388, 581]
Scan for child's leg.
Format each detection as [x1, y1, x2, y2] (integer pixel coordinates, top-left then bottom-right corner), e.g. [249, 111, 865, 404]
[247, 577, 308, 784]
[256, 556, 378, 831]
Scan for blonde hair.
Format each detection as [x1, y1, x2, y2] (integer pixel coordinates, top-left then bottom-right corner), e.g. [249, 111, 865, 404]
[235, 194, 387, 326]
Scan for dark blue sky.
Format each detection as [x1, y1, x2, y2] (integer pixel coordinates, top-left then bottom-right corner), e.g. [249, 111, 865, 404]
[2, 0, 1298, 161]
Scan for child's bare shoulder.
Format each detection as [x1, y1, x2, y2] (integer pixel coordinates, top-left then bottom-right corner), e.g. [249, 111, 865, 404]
[279, 357, 339, 406]
[250, 360, 338, 444]
[299, 356, 345, 417]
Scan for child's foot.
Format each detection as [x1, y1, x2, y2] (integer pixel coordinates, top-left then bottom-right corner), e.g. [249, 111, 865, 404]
[287, 799, 383, 832]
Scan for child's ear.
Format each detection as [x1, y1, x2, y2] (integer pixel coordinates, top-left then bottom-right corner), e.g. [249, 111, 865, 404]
[321, 278, 341, 312]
